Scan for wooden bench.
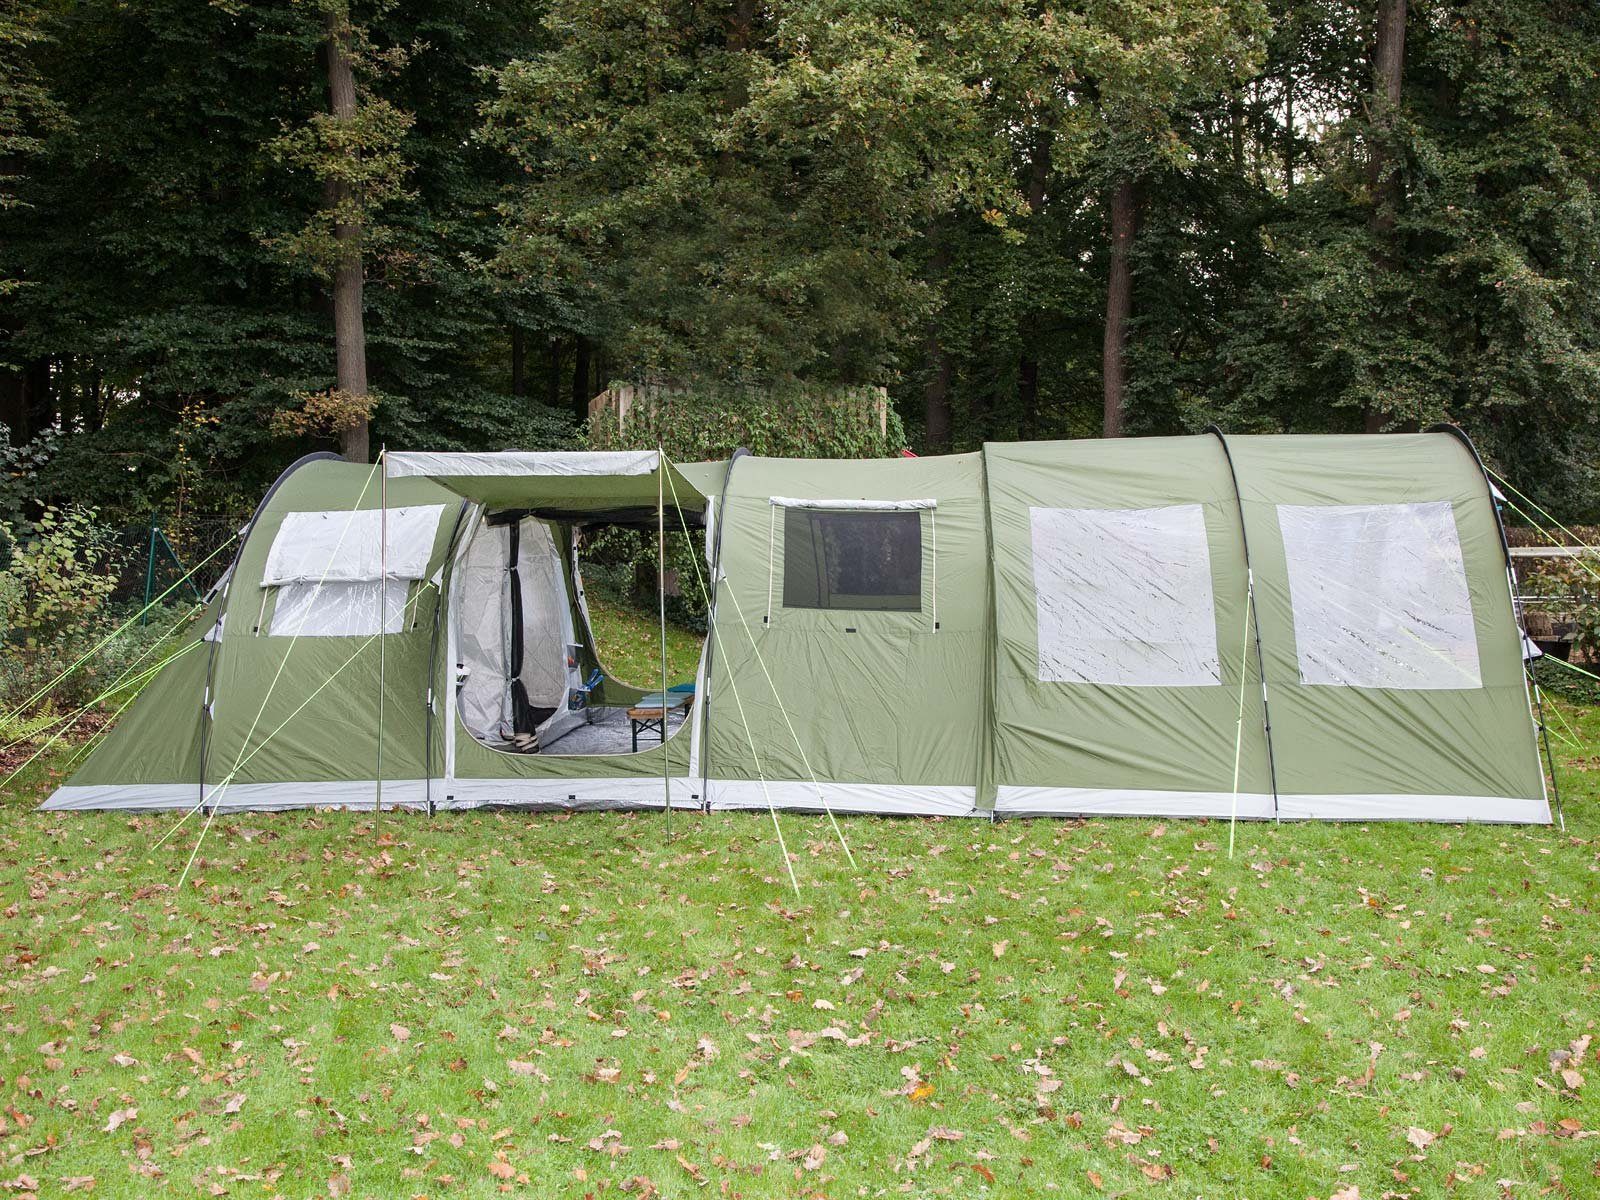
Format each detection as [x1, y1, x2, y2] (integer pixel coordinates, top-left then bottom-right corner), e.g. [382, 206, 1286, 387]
[627, 691, 692, 752]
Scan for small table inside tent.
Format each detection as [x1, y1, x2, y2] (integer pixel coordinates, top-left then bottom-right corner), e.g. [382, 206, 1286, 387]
[627, 691, 692, 752]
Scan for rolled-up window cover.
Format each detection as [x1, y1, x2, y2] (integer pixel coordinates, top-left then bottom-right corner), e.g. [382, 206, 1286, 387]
[768, 496, 937, 511]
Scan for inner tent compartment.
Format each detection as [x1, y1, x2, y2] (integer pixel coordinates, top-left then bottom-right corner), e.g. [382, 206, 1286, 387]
[452, 510, 690, 756]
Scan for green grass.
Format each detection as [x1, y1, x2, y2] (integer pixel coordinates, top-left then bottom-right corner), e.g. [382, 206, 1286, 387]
[2, 609, 1598, 1196]
[584, 592, 704, 690]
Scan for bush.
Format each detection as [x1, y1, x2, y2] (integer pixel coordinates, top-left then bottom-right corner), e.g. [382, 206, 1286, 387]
[0, 504, 137, 718]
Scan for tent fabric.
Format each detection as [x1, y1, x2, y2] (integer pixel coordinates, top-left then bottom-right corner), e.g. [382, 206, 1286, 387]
[384, 450, 707, 515]
[769, 496, 939, 511]
[43, 433, 1552, 825]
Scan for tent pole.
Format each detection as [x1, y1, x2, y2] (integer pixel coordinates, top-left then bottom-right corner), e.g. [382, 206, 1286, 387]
[424, 501, 471, 817]
[143, 523, 158, 625]
[659, 448, 671, 835]
[377, 447, 388, 816]
[698, 447, 749, 808]
[1207, 426, 1281, 822]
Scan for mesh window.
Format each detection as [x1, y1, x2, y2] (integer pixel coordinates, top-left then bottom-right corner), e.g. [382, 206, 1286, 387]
[268, 579, 409, 638]
[782, 509, 922, 612]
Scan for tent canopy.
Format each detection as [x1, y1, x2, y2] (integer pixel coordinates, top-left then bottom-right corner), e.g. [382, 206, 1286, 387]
[385, 450, 715, 519]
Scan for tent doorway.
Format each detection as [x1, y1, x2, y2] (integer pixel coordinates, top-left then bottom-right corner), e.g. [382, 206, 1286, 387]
[452, 512, 697, 757]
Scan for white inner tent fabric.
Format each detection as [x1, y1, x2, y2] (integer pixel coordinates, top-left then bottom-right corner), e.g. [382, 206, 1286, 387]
[454, 516, 582, 746]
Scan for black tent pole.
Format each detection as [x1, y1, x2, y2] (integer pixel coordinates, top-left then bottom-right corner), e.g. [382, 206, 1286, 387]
[1206, 427, 1281, 821]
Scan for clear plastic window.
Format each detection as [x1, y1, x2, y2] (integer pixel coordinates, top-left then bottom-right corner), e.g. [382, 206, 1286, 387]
[1030, 505, 1220, 686]
[268, 580, 409, 638]
[1278, 502, 1481, 689]
[782, 509, 921, 612]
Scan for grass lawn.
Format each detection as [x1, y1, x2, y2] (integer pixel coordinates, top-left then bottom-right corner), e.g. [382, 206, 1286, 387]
[1, 600, 1597, 1198]
[582, 593, 704, 691]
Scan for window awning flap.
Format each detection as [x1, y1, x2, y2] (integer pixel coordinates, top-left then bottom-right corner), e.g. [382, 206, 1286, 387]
[384, 450, 710, 514]
[262, 505, 444, 585]
[769, 496, 938, 511]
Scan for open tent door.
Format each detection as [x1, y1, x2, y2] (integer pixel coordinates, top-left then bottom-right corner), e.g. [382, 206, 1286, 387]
[391, 449, 715, 808]
[455, 513, 584, 752]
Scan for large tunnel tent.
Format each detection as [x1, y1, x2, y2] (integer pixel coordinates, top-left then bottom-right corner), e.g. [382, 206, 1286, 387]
[42, 435, 1552, 824]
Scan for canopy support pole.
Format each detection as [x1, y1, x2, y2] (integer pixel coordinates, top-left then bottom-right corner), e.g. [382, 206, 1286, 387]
[1207, 426, 1281, 822]
[377, 447, 388, 815]
[424, 501, 472, 816]
[698, 447, 750, 805]
[659, 448, 671, 834]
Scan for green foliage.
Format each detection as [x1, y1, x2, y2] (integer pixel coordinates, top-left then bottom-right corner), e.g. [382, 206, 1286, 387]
[0, 505, 121, 647]
[587, 384, 906, 463]
[0, 0, 569, 524]
[4, 0, 1600, 528]
[0, 505, 193, 722]
[1522, 556, 1600, 662]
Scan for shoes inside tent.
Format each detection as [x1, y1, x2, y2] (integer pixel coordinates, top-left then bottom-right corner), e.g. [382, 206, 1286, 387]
[41, 431, 1555, 823]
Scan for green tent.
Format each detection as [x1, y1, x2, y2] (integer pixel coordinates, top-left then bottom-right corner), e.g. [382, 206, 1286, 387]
[43, 433, 1551, 823]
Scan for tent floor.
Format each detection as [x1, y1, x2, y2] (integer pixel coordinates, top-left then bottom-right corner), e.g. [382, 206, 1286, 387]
[478, 704, 688, 757]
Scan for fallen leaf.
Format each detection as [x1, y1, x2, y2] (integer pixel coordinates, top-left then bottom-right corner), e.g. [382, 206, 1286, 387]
[390, 1024, 411, 1043]
[103, 1107, 136, 1133]
[992, 940, 1010, 959]
[1406, 1126, 1435, 1151]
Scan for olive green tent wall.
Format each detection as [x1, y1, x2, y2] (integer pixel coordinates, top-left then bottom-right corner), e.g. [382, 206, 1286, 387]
[42, 435, 1551, 823]
[983, 436, 1273, 817]
[699, 453, 992, 815]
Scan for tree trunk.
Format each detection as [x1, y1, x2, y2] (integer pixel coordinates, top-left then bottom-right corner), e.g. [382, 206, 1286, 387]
[1017, 127, 1052, 436]
[546, 336, 562, 410]
[0, 369, 25, 444]
[1102, 178, 1138, 438]
[326, 5, 369, 462]
[510, 327, 527, 398]
[1369, 0, 1406, 237]
[923, 334, 953, 453]
[1364, 0, 1406, 433]
[571, 335, 590, 422]
[86, 368, 103, 433]
[1283, 66, 1295, 192]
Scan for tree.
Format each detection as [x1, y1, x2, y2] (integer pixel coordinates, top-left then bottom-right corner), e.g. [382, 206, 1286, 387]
[267, 1, 415, 462]
[0, 0, 567, 521]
